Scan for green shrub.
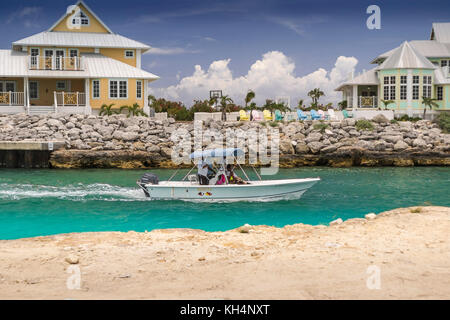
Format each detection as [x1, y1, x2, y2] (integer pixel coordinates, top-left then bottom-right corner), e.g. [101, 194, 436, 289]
[313, 122, 329, 133]
[355, 119, 374, 131]
[435, 112, 450, 133]
[269, 121, 279, 127]
[390, 119, 398, 124]
[396, 115, 421, 122]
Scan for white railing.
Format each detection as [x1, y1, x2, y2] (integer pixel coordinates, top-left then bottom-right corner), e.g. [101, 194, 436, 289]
[29, 56, 84, 71]
[54, 92, 86, 107]
[0, 92, 25, 106]
[358, 96, 378, 108]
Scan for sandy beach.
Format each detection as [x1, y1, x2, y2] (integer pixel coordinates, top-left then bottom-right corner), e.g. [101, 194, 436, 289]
[0, 206, 449, 300]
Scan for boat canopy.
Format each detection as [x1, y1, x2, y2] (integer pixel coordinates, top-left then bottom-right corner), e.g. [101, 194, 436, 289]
[189, 148, 244, 159]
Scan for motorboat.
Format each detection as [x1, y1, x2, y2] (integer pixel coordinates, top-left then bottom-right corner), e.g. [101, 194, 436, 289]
[137, 148, 320, 201]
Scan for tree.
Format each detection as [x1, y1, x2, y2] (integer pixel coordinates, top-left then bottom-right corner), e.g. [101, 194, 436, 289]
[421, 97, 439, 119]
[380, 99, 394, 110]
[218, 95, 234, 121]
[307, 88, 325, 107]
[296, 99, 304, 110]
[99, 103, 118, 116]
[120, 103, 148, 118]
[244, 90, 256, 120]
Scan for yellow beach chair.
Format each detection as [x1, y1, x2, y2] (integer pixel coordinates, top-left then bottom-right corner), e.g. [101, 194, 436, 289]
[239, 110, 250, 121]
[263, 109, 273, 121]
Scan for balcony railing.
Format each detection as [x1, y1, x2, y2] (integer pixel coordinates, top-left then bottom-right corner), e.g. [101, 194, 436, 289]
[29, 56, 84, 71]
[54, 92, 86, 107]
[0, 92, 25, 106]
[358, 96, 378, 108]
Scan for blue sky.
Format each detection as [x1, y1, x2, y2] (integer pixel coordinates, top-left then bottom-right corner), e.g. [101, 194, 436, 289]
[1, 0, 449, 105]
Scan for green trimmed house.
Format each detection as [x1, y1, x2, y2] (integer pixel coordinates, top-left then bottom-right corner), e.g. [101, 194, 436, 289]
[336, 22, 450, 118]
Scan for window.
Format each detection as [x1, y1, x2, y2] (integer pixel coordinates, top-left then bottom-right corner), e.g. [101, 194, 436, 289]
[69, 49, 78, 58]
[92, 80, 100, 99]
[413, 76, 419, 84]
[136, 80, 142, 99]
[400, 76, 407, 84]
[30, 48, 39, 56]
[413, 85, 419, 100]
[437, 86, 443, 100]
[441, 60, 448, 67]
[383, 76, 396, 100]
[423, 76, 432, 98]
[109, 80, 127, 99]
[400, 85, 407, 100]
[125, 50, 135, 58]
[72, 10, 89, 26]
[29, 81, 39, 99]
[119, 81, 127, 98]
[56, 81, 66, 91]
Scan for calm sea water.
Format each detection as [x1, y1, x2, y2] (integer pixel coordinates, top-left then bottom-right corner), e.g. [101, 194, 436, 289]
[0, 167, 449, 240]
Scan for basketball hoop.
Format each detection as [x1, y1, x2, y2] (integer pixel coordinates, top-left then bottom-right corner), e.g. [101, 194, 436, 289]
[210, 90, 222, 99]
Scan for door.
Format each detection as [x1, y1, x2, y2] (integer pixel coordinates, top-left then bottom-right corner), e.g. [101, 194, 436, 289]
[44, 49, 54, 70]
[55, 49, 65, 70]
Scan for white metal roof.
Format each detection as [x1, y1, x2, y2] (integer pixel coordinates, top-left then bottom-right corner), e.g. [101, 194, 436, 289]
[433, 68, 450, 85]
[431, 22, 450, 43]
[377, 41, 435, 70]
[335, 68, 378, 91]
[371, 40, 450, 63]
[0, 50, 159, 80]
[13, 31, 151, 52]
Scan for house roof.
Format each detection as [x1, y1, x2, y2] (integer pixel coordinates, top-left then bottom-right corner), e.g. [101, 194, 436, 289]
[434, 68, 450, 85]
[335, 68, 379, 91]
[376, 41, 436, 70]
[431, 22, 450, 43]
[0, 50, 159, 80]
[49, 0, 113, 34]
[371, 40, 450, 63]
[12, 31, 151, 52]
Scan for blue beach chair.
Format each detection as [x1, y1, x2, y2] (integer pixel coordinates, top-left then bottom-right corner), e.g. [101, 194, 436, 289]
[274, 109, 284, 121]
[310, 109, 321, 120]
[297, 109, 308, 120]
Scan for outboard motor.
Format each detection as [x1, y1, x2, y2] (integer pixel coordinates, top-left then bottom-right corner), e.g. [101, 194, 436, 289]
[137, 173, 159, 197]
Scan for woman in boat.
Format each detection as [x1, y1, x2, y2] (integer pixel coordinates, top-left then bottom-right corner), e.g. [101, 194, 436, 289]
[226, 164, 248, 185]
[197, 159, 210, 185]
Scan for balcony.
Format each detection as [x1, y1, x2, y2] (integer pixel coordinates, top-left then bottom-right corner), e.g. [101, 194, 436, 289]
[359, 96, 378, 108]
[54, 92, 86, 107]
[0, 92, 25, 106]
[29, 56, 84, 71]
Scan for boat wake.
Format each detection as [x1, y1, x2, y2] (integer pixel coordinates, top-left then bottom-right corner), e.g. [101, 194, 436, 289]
[0, 183, 148, 202]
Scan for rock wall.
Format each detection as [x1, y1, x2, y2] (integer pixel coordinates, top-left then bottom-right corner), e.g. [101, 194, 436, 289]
[0, 114, 449, 168]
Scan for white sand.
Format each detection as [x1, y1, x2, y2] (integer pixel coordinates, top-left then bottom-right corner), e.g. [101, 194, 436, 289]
[0, 206, 449, 300]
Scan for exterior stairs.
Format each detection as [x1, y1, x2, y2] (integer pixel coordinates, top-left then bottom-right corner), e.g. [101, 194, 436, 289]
[28, 106, 56, 115]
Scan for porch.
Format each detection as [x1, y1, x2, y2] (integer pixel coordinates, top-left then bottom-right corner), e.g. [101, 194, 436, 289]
[342, 85, 379, 109]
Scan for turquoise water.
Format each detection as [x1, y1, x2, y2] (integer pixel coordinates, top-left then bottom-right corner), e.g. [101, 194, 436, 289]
[0, 167, 449, 240]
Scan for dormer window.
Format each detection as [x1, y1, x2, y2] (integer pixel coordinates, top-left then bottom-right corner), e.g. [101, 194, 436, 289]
[72, 10, 90, 27]
[125, 50, 135, 58]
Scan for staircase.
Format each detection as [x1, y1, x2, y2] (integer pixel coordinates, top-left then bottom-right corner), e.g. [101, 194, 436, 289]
[28, 106, 56, 115]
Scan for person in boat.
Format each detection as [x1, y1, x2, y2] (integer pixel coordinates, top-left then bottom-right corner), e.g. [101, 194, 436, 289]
[226, 164, 248, 185]
[197, 159, 210, 185]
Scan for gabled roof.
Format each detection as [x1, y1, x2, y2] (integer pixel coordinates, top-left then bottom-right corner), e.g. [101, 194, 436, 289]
[49, 0, 113, 34]
[335, 68, 378, 91]
[430, 22, 450, 43]
[0, 50, 159, 80]
[371, 40, 450, 63]
[376, 41, 435, 70]
[13, 32, 151, 52]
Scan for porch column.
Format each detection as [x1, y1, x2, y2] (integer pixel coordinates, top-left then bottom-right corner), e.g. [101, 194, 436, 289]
[25, 77, 30, 115]
[85, 79, 92, 115]
[406, 69, 413, 117]
[352, 85, 358, 109]
[144, 80, 149, 115]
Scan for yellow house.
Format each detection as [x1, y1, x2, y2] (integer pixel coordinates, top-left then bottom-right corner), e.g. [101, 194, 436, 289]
[0, 0, 159, 115]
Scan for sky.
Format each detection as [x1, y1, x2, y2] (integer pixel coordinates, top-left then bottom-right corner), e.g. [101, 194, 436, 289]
[1, 0, 449, 107]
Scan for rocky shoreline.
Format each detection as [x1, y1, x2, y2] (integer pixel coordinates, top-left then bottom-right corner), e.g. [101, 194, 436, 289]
[0, 113, 448, 168]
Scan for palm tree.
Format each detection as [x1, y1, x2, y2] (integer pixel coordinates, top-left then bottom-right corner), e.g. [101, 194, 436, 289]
[307, 88, 325, 107]
[296, 99, 304, 110]
[245, 90, 256, 120]
[421, 97, 439, 119]
[380, 99, 394, 110]
[99, 103, 118, 116]
[120, 103, 148, 118]
[218, 95, 234, 121]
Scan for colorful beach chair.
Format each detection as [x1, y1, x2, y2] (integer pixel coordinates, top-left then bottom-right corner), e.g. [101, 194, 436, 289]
[239, 110, 250, 121]
[263, 110, 273, 121]
[251, 110, 263, 121]
[274, 109, 284, 121]
[297, 109, 308, 120]
[342, 109, 353, 119]
[310, 109, 321, 120]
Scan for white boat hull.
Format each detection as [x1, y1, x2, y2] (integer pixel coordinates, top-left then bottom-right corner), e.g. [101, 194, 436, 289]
[140, 178, 320, 202]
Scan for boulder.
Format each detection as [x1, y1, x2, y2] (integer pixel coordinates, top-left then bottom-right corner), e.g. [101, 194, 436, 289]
[372, 114, 389, 124]
[393, 140, 408, 151]
[412, 138, 427, 148]
[307, 141, 324, 153]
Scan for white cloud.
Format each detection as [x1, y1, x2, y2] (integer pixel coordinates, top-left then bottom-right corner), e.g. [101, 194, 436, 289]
[7, 6, 43, 26]
[149, 51, 358, 107]
[146, 47, 201, 55]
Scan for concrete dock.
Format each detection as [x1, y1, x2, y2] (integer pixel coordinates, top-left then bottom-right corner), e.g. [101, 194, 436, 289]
[0, 141, 65, 168]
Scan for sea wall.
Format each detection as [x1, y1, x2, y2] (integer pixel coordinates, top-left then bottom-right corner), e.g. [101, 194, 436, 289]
[0, 113, 449, 168]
